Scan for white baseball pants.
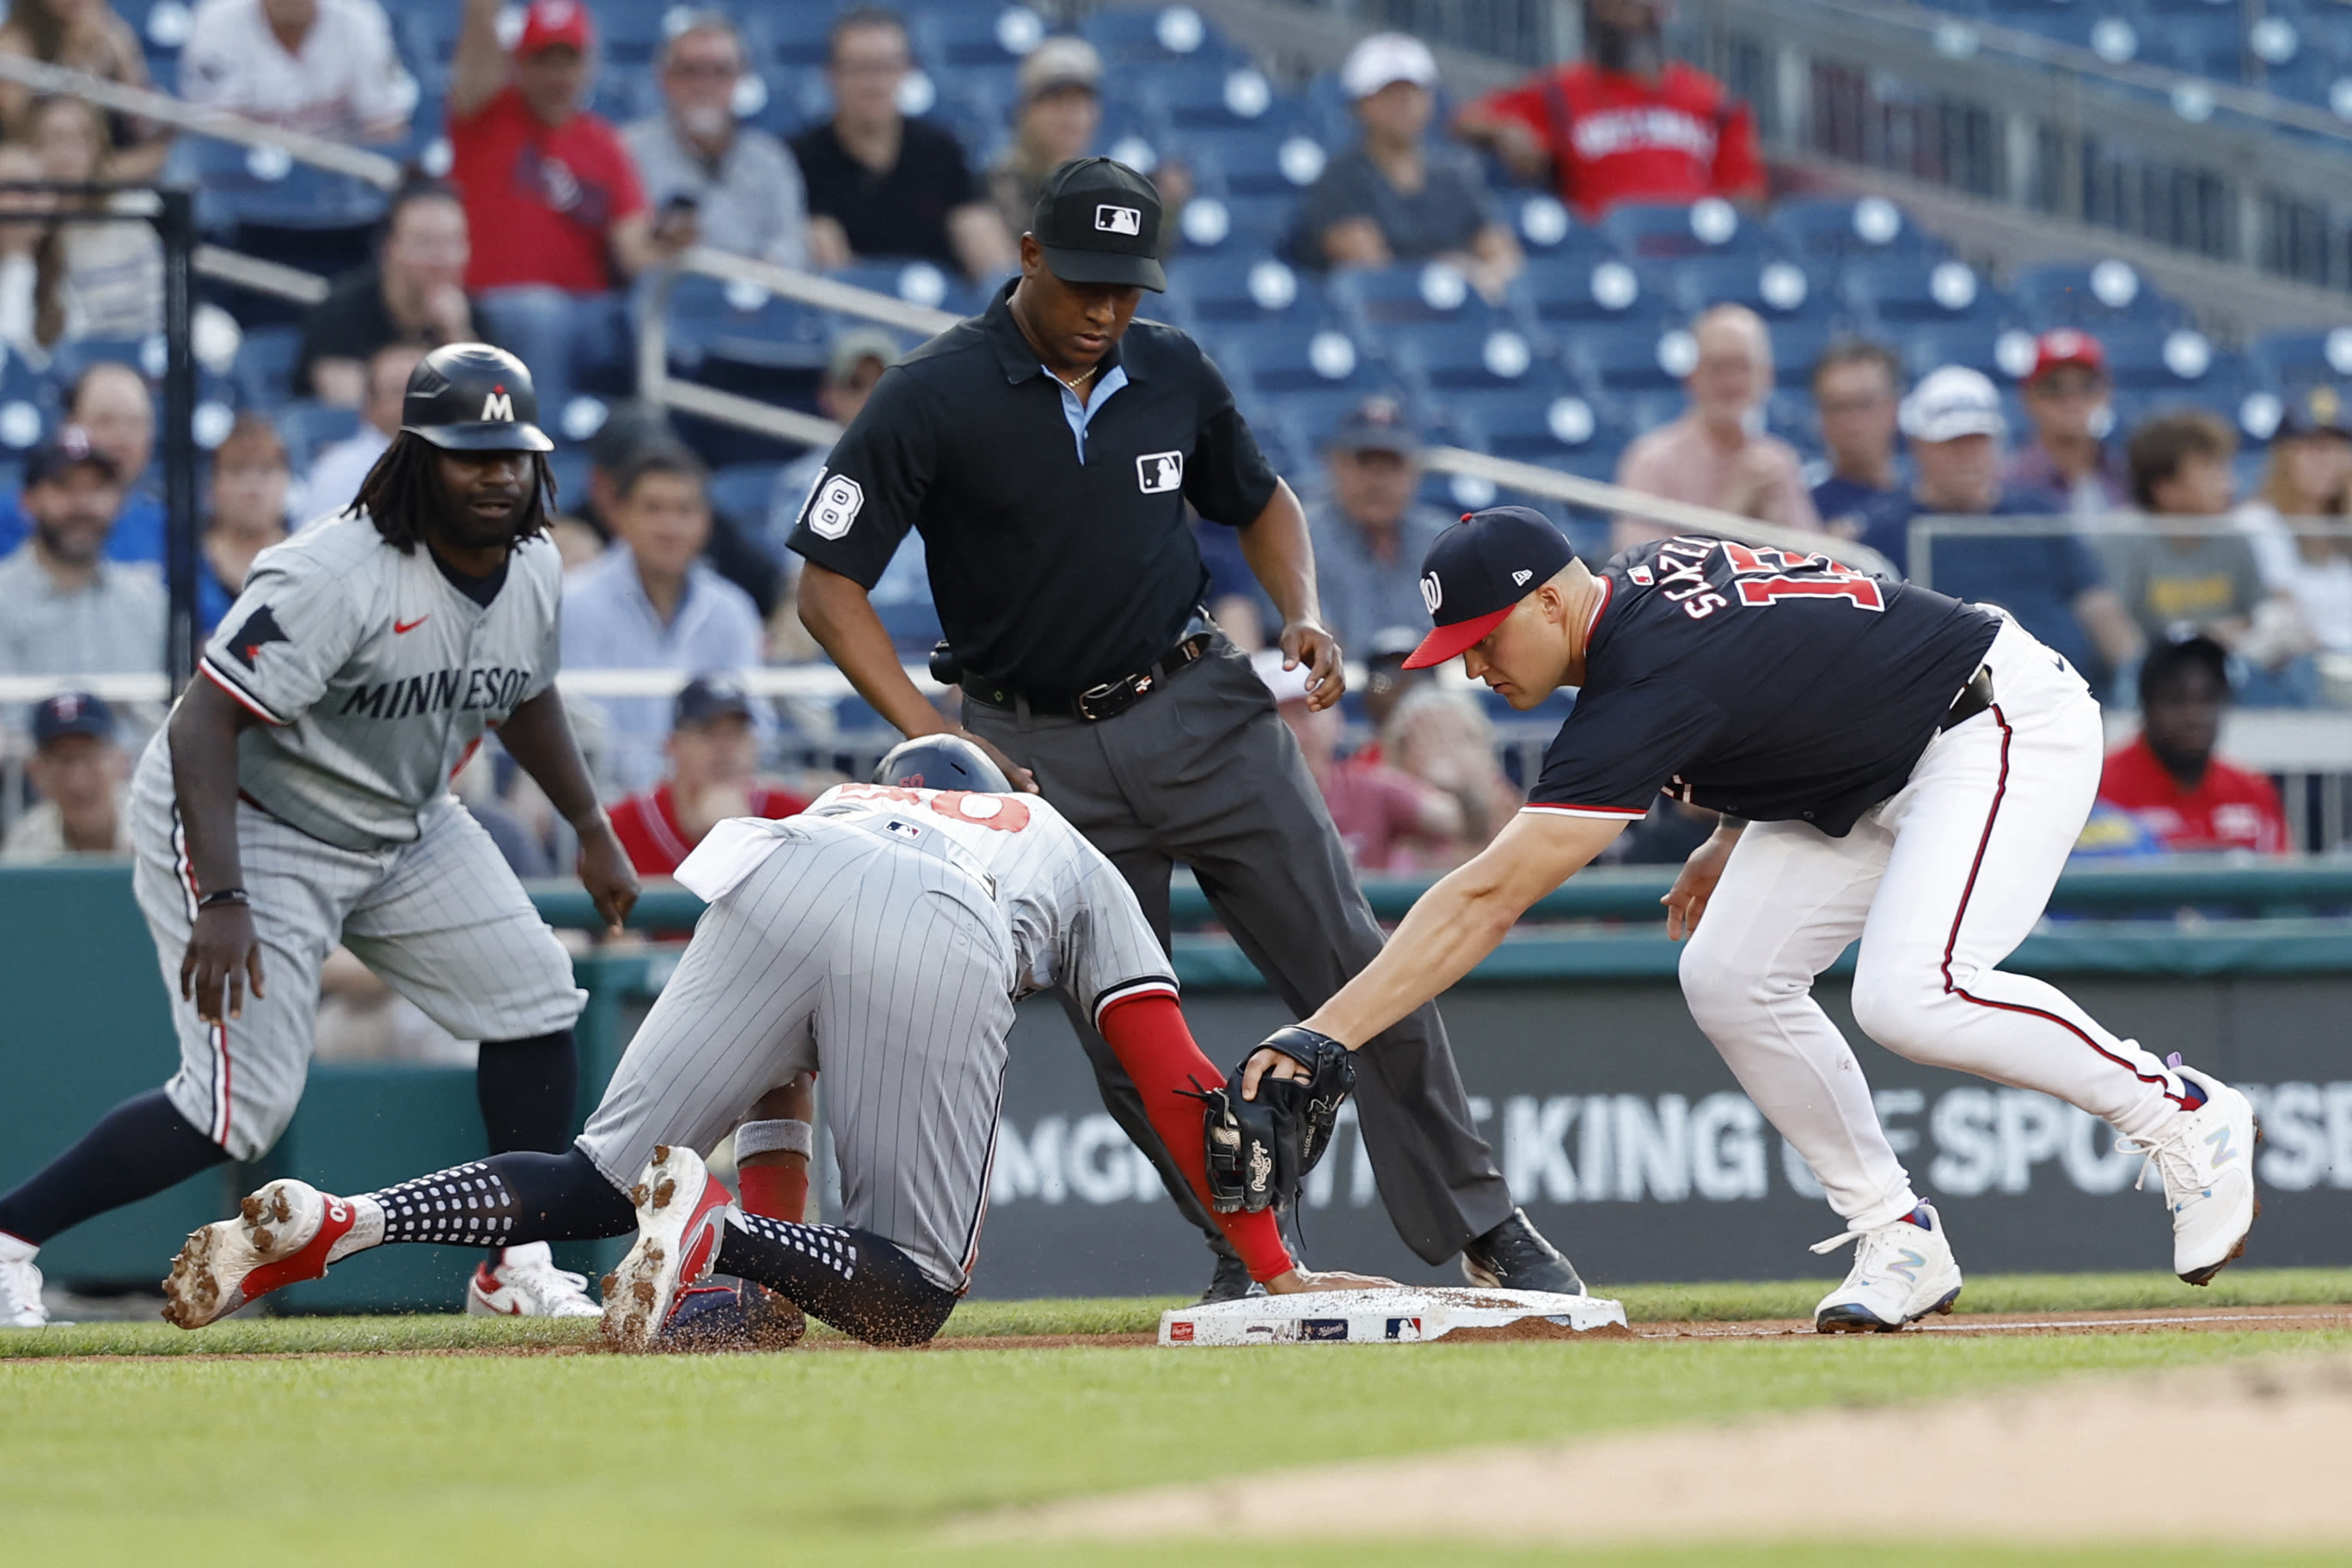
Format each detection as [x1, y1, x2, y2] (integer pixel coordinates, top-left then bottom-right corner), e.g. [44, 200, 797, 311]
[1677, 616, 2195, 1231]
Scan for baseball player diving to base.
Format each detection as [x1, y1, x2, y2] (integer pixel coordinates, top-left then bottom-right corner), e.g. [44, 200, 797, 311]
[0, 346, 640, 1330]
[162, 737, 1388, 1346]
[1240, 506, 2259, 1332]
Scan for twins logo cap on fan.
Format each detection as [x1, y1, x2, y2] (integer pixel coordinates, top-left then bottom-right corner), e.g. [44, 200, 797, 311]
[1402, 506, 1576, 670]
[1032, 157, 1167, 292]
[401, 343, 554, 454]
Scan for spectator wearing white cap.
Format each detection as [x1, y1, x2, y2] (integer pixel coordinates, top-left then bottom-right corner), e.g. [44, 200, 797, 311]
[1852, 364, 2142, 691]
[1614, 303, 1820, 551]
[1286, 32, 1520, 301]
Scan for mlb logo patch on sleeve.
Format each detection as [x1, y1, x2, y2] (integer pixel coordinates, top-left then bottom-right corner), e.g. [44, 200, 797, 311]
[803, 473, 864, 540]
[1136, 451, 1184, 493]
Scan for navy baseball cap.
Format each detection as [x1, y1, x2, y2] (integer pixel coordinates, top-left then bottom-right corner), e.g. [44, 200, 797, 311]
[1032, 157, 1167, 292]
[33, 689, 115, 746]
[673, 675, 752, 728]
[25, 426, 121, 488]
[1327, 395, 1418, 456]
[1401, 506, 1577, 670]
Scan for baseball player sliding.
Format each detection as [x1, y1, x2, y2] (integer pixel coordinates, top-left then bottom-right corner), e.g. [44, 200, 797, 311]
[0, 345, 639, 1329]
[162, 738, 1387, 1345]
[1242, 508, 2259, 1332]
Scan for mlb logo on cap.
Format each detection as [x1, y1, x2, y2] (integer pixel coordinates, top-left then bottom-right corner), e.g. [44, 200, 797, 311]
[1095, 205, 1142, 236]
[1401, 506, 1576, 669]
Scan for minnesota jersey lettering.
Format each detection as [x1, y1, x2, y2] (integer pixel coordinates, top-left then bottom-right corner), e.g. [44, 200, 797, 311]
[336, 666, 534, 721]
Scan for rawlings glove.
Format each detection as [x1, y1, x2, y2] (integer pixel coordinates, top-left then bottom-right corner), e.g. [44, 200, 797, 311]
[1187, 1026, 1356, 1215]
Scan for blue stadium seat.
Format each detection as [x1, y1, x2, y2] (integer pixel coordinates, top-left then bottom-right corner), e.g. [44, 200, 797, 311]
[2096, 322, 2228, 390]
[1766, 389, 1822, 455]
[1841, 255, 2006, 326]
[1509, 197, 1617, 263]
[1079, 5, 1242, 66]
[1144, 62, 1297, 131]
[1162, 253, 1325, 330]
[1388, 325, 1559, 398]
[592, 0, 677, 65]
[1762, 320, 1847, 389]
[914, 6, 1047, 68]
[1512, 253, 1665, 331]
[1186, 124, 1325, 201]
[1568, 322, 1693, 394]
[1903, 321, 2037, 383]
[2248, 326, 2352, 390]
[1328, 263, 1496, 328]
[175, 138, 388, 236]
[231, 326, 303, 408]
[2010, 259, 2183, 329]
[1767, 195, 1943, 262]
[1448, 388, 1628, 471]
[707, 462, 787, 532]
[824, 260, 983, 319]
[1620, 388, 1687, 438]
[273, 401, 362, 474]
[748, 6, 843, 70]
[663, 276, 836, 375]
[1217, 322, 1381, 399]
[877, 597, 945, 653]
[1601, 199, 1767, 260]
[1667, 255, 1836, 322]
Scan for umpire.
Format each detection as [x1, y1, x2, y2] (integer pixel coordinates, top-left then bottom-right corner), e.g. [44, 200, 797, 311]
[789, 156, 1579, 1299]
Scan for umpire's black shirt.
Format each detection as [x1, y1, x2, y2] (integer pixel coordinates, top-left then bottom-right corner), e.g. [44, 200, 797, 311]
[1524, 536, 2000, 836]
[786, 280, 1280, 695]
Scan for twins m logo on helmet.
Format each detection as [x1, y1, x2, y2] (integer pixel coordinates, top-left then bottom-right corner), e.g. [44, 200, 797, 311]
[480, 389, 515, 422]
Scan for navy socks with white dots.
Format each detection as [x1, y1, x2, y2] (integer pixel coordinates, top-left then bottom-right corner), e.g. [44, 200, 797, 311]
[713, 1211, 958, 1347]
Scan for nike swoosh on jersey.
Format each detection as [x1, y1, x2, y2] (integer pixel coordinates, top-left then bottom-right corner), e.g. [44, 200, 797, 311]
[394, 616, 428, 634]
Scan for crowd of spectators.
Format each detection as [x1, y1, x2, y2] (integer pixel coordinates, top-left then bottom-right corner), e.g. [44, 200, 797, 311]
[0, 0, 2338, 885]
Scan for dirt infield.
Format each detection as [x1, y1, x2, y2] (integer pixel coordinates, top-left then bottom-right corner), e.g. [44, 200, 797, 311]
[983, 1348, 2352, 1547]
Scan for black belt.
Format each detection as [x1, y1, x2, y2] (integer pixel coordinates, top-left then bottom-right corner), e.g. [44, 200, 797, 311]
[965, 629, 1214, 723]
[1940, 665, 1994, 731]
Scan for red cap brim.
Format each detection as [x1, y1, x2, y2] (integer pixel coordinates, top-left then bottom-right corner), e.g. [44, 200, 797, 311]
[1400, 604, 1514, 670]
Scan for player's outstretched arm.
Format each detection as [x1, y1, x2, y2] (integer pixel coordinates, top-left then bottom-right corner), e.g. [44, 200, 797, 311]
[498, 689, 638, 934]
[171, 677, 266, 1025]
[1241, 809, 1627, 1094]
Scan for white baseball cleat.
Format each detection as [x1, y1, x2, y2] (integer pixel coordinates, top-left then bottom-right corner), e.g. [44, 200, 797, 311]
[601, 1146, 733, 1353]
[466, 1240, 599, 1319]
[0, 1253, 47, 1327]
[162, 1179, 354, 1329]
[1810, 1203, 1964, 1333]
[2120, 1065, 2259, 1286]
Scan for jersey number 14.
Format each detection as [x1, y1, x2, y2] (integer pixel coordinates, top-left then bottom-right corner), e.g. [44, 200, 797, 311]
[1722, 542, 1885, 612]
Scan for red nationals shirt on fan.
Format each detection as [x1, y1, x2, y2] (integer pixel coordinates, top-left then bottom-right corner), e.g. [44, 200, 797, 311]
[448, 87, 645, 292]
[1468, 62, 1763, 217]
[2098, 737, 2288, 855]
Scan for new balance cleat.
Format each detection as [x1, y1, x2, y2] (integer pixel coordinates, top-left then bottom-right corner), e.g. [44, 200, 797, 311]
[467, 1240, 600, 1319]
[162, 1180, 355, 1329]
[601, 1146, 733, 1353]
[2122, 1065, 2259, 1285]
[658, 1276, 807, 1352]
[1811, 1203, 1963, 1332]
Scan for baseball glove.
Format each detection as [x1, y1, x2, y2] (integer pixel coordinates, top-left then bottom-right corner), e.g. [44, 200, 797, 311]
[1188, 1026, 1356, 1215]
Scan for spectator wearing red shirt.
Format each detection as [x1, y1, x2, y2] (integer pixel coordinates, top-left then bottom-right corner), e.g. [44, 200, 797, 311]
[1258, 652, 1464, 872]
[2099, 635, 2289, 855]
[607, 677, 811, 877]
[1455, 0, 1762, 217]
[446, 0, 670, 414]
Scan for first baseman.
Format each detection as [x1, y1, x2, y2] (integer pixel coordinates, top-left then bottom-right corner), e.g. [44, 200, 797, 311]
[160, 737, 1387, 1345]
[1243, 508, 2259, 1332]
[0, 345, 639, 1328]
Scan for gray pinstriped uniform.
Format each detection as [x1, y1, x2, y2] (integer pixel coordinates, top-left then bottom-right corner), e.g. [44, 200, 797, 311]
[128, 512, 582, 1161]
[577, 783, 1176, 1292]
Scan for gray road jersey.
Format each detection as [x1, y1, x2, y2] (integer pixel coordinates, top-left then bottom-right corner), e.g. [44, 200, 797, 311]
[194, 511, 562, 850]
[713, 781, 1177, 1026]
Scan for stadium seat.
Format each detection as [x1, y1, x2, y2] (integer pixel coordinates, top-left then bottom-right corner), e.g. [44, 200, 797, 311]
[273, 401, 362, 474]
[1079, 5, 1241, 66]
[1567, 321, 1694, 394]
[2010, 259, 2184, 329]
[707, 462, 788, 533]
[1186, 124, 1326, 202]
[1512, 252, 1665, 330]
[2248, 326, 2352, 390]
[1217, 321, 1381, 399]
[1841, 255, 2006, 326]
[231, 326, 303, 408]
[912, 6, 1047, 69]
[824, 260, 983, 319]
[2096, 322, 2233, 390]
[750, 6, 843, 70]
[1448, 388, 1629, 472]
[1601, 199, 1767, 260]
[1162, 253, 1325, 330]
[1388, 325, 1560, 398]
[1767, 195, 1943, 262]
[1144, 62, 1297, 131]
[663, 275, 836, 374]
[1903, 321, 2038, 383]
[1666, 255, 1836, 322]
[1761, 320, 1847, 390]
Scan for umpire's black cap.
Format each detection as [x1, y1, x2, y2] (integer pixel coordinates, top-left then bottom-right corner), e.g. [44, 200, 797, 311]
[1032, 157, 1167, 292]
[401, 343, 554, 454]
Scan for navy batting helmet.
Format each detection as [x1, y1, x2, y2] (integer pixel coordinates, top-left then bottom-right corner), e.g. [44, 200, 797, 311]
[402, 343, 554, 454]
[874, 734, 1011, 793]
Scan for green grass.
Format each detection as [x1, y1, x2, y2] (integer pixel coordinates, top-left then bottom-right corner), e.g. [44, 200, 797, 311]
[5, 1308, 2349, 1564]
[9, 1266, 2343, 1359]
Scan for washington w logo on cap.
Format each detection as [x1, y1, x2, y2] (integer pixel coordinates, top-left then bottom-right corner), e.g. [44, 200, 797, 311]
[1095, 205, 1142, 236]
[1420, 572, 1442, 614]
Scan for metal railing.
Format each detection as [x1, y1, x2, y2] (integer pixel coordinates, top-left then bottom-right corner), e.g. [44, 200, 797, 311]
[1691, 0, 2352, 291]
[634, 246, 1897, 576]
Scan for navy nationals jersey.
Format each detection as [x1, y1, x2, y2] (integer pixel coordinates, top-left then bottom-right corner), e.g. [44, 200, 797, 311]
[1527, 536, 2000, 836]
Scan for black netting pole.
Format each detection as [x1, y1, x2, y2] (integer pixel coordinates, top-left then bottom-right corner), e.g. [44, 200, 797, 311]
[157, 186, 198, 694]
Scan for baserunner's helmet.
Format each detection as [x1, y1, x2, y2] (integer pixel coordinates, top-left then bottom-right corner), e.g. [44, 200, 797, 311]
[401, 344, 554, 453]
[873, 734, 1012, 793]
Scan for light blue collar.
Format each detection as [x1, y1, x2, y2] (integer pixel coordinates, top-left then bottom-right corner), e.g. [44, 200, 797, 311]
[1047, 362, 1130, 462]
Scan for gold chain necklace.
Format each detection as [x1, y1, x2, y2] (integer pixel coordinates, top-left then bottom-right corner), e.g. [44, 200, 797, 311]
[1050, 361, 1102, 395]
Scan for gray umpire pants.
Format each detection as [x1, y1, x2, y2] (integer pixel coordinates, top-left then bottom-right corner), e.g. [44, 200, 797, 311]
[965, 638, 1516, 1266]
